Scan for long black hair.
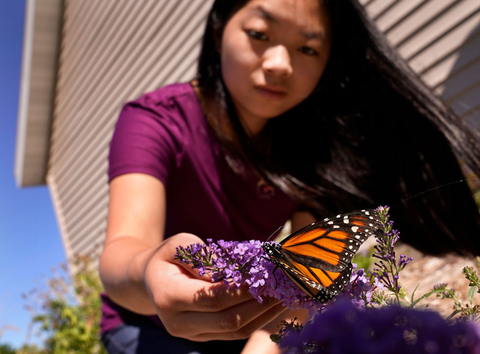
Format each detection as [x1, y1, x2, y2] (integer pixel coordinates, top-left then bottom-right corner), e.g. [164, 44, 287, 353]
[196, 0, 480, 256]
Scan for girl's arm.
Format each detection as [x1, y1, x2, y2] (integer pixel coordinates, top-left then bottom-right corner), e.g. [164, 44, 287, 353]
[99, 173, 166, 314]
[99, 173, 287, 341]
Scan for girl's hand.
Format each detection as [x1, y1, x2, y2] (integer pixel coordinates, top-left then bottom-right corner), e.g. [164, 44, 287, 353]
[144, 232, 287, 342]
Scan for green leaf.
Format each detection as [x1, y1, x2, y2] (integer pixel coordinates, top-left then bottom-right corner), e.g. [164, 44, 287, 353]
[446, 309, 462, 321]
[469, 285, 476, 304]
[410, 283, 420, 305]
[410, 288, 449, 308]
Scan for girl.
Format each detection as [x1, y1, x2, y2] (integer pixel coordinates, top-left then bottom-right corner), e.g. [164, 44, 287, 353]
[99, 0, 480, 353]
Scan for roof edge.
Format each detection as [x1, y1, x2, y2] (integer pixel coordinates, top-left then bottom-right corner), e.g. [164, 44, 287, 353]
[14, 0, 36, 188]
[14, 0, 63, 188]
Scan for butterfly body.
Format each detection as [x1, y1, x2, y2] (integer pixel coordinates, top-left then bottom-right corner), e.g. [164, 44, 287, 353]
[263, 209, 382, 303]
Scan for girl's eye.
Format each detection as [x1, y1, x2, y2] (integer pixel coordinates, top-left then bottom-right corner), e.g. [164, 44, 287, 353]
[299, 46, 319, 56]
[247, 30, 268, 41]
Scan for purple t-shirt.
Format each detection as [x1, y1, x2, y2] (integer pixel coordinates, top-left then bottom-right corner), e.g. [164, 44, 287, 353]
[101, 82, 299, 333]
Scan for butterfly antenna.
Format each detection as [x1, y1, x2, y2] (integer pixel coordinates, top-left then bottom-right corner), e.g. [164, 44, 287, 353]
[242, 226, 284, 272]
[401, 179, 466, 203]
[266, 226, 284, 242]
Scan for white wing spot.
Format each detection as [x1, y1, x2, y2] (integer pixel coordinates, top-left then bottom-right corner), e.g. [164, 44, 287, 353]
[328, 221, 334, 225]
[333, 225, 340, 229]
[365, 211, 370, 215]
[351, 226, 359, 232]
[343, 219, 349, 224]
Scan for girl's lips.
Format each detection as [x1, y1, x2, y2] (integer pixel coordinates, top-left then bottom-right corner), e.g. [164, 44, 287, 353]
[255, 86, 287, 99]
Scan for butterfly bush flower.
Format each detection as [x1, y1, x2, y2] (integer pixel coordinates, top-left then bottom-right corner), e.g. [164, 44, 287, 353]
[279, 299, 480, 354]
[372, 206, 412, 304]
[174, 207, 411, 311]
[338, 265, 386, 310]
[175, 238, 321, 311]
[175, 245, 379, 313]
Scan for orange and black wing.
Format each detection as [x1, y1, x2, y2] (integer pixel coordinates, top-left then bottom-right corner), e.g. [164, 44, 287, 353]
[266, 209, 382, 301]
[275, 256, 353, 303]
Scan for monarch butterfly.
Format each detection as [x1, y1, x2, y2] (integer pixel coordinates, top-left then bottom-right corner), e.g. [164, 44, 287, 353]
[263, 209, 382, 303]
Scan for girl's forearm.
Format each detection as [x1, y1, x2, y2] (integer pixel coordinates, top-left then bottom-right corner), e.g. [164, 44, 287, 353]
[99, 236, 158, 315]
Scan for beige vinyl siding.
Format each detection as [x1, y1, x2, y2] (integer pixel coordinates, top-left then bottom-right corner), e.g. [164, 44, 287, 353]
[47, 0, 214, 260]
[43, 0, 479, 262]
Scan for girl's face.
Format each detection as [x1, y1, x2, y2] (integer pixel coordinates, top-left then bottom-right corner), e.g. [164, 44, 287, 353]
[220, 0, 331, 135]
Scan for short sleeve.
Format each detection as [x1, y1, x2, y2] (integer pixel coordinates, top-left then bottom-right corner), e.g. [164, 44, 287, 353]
[108, 101, 184, 185]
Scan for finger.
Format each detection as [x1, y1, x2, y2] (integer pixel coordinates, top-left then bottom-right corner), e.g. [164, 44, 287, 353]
[153, 267, 256, 313]
[186, 302, 287, 342]
[159, 233, 212, 280]
[171, 296, 283, 339]
[151, 239, 259, 313]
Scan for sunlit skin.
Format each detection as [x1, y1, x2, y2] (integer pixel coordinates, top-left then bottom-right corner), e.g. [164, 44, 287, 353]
[221, 0, 332, 136]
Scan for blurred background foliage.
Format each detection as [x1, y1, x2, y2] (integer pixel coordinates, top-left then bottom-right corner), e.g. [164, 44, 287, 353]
[15, 255, 106, 354]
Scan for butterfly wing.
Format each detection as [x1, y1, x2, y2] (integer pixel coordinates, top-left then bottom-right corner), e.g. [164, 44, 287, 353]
[265, 209, 382, 302]
[280, 209, 382, 272]
[275, 256, 353, 303]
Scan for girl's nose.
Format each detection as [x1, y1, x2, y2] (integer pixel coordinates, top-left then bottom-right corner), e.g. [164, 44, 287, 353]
[262, 45, 293, 78]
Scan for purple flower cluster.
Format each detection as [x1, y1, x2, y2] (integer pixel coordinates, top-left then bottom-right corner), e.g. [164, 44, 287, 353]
[175, 239, 381, 312]
[174, 207, 413, 313]
[373, 206, 412, 302]
[175, 239, 319, 311]
[280, 299, 480, 354]
[339, 266, 386, 309]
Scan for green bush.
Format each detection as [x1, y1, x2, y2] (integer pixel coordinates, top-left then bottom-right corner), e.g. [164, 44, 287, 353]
[21, 255, 106, 354]
[0, 343, 16, 354]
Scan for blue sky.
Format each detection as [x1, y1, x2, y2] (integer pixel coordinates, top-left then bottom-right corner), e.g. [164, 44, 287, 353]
[0, 1, 66, 348]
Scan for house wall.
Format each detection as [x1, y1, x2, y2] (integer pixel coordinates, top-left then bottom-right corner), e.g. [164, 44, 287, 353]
[48, 0, 215, 261]
[46, 0, 480, 263]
